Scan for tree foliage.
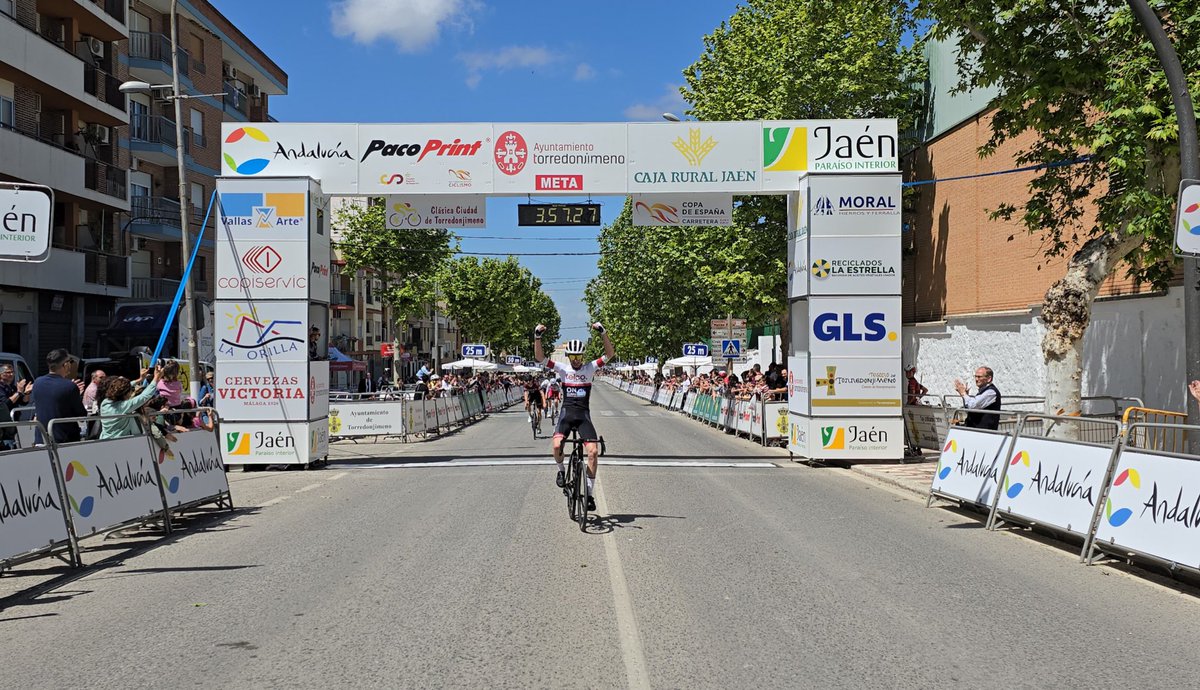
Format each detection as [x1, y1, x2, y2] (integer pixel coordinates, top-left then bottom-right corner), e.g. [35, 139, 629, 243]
[333, 200, 456, 324]
[439, 256, 560, 356]
[587, 0, 924, 361]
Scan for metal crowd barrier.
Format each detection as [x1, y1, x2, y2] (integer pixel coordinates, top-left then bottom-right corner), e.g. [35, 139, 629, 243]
[1121, 407, 1188, 454]
[599, 377, 787, 447]
[1, 408, 231, 573]
[328, 388, 520, 443]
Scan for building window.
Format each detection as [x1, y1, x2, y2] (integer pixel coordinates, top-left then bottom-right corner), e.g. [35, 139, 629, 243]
[0, 95, 13, 130]
[189, 108, 204, 148]
[190, 182, 204, 210]
[0, 0, 12, 18]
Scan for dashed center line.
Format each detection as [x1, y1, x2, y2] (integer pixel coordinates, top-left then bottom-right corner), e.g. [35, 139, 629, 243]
[295, 483, 323, 493]
[326, 472, 348, 481]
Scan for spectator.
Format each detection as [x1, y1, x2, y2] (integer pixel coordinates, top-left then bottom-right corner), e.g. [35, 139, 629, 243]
[906, 366, 929, 405]
[156, 360, 184, 407]
[199, 371, 215, 408]
[1189, 380, 1200, 405]
[82, 369, 107, 413]
[357, 374, 370, 395]
[764, 363, 785, 390]
[32, 349, 87, 444]
[955, 366, 1002, 430]
[429, 374, 443, 398]
[1, 364, 31, 408]
[308, 327, 323, 361]
[99, 367, 162, 439]
[414, 375, 430, 400]
[0, 394, 16, 450]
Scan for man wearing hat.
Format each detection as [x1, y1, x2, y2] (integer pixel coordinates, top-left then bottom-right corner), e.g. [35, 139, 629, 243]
[429, 373, 442, 398]
[905, 365, 928, 405]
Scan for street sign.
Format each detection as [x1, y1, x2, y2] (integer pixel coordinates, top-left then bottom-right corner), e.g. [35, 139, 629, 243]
[380, 343, 394, 358]
[1176, 179, 1200, 256]
[505, 355, 523, 365]
[721, 339, 742, 358]
[645, 356, 658, 364]
[0, 183, 53, 262]
[461, 344, 488, 358]
[683, 343, 710, 357]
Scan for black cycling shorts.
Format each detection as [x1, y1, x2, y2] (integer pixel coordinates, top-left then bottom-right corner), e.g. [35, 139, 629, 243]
[554, 407, 599, 442]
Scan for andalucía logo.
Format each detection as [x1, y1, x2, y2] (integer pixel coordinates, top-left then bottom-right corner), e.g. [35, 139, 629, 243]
[634, 201, 679, 224]
[1005, 450, 1030, 498]
[936, 439, 956, 479]
[1182, 201, 1200, 236]
[223, 126, 271, 174]
[763, 127, 807, 172]
[220, 192, 305, 229]
[1105, 467, 1140, 527]
[63, 460, 94, 517]
[224, 126, 353, 175]
[494, 130, 528, 175]
[219, 304, 303, 358]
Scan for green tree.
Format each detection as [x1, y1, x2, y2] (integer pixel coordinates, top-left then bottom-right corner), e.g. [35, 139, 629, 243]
[440, 256, 559, 354]
[917, 1, 1199, 416]
[333, 200, 456, 325]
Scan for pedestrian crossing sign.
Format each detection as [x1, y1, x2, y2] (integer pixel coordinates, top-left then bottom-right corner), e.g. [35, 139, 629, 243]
[721, 339, 741, 358]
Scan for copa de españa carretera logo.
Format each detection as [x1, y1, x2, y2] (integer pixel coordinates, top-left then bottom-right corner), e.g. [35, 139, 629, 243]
[634, 201, 679, 224]
[223, 126, 271, 174]
[63, 460, 95, 517]
[763, 127, 807, 172]
[1105, 467, 1141, 527]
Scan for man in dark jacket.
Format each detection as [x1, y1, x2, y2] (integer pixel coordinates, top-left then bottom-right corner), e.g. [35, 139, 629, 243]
[955, 366, 1002, 430]
[32, 349, 86, 444]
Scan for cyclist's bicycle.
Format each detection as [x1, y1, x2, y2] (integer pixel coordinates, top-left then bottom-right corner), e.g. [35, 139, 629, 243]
[530, 405, 542, 438]
[561, 428, 605, 531]
[547, 396, 561, 424]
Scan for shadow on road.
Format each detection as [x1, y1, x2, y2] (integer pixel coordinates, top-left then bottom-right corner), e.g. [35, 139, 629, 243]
[584, 513, 686, 534]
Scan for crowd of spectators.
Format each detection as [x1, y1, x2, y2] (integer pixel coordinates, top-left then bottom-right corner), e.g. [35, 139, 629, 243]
[607, 362, 788, 402]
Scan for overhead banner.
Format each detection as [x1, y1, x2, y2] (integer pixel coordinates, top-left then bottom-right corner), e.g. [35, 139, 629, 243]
[994, 435, 1114, 538]
[384, 195, 487, 229]
[929, 427, 1010, 506]
[215, 300, 310, 362]
[808, 357, 902, 416]
[808, 235, 901, 296]
[0, 448, 70, 561]
[357, 123, 493, 195]
[808, 174, 903, 237]
[630, 194, 733, 226]
[222, 121, 899, 196]
[491, 123, 628, 194]
[1092, 449, 1200, 568]
[807, 296, 902, 358]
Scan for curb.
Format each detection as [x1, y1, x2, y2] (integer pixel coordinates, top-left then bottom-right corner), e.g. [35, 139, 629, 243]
[847, 466, 930, 499]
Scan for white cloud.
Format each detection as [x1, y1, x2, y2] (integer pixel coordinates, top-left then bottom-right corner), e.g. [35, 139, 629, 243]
[573, 63, 596, 81]
[457, 45, 557, 88]
[624, 83, 690, 121]
[330, 0, 479, 53]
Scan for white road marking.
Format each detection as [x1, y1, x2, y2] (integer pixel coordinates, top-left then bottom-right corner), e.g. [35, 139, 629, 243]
[326, 459, 776, 470]
[599, 410, 615, 416]
[295, 483, 323, 493]
[325, 472, 348, 481]
[595, 489, 651, 690]
[260, 496, 290, 507]
[623, 411, 640, 417]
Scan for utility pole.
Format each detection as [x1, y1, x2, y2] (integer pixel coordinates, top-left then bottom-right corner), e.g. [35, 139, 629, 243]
[1127, 0, 1199, 450]
[170, 0, 200, 401]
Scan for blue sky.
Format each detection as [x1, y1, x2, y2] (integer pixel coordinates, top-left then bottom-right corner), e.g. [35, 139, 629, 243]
[215, 0, 745, 335]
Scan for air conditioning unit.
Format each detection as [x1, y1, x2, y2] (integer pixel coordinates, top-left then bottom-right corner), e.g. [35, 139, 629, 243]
[132, 237, 147, 252]
[248, 83, 261, 98]
[86, 123, 110, 145]
[86, 37, 105, 58]
[222, 64, 237, 80]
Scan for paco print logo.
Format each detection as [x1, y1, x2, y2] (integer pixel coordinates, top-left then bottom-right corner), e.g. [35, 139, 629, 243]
[763, 127, 807, 172]
[223, 127, 272, 175]
[1105, 467, 1141, 527]
[63, 460, 95, 517]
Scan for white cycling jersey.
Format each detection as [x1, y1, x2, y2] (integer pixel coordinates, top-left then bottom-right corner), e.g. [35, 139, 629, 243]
[544, 355, 608, 411]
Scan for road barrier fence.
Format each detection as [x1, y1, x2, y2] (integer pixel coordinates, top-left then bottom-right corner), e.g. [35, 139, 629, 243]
[328, 387, 522, 442]
[599, 377, 787, 446]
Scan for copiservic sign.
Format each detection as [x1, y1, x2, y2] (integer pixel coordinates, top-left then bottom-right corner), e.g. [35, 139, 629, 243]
[221, 120, 898, 195]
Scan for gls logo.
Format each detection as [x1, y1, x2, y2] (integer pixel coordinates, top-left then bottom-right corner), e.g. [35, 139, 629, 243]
[813, 312, 896, 342]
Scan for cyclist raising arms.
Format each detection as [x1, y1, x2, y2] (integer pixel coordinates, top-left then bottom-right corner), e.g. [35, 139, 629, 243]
[534, 322, 615, 512]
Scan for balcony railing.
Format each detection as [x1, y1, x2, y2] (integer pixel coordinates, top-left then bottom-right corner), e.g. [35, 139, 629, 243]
[82, 248, 129, 288]
[331, 290, 356, 308]
[223, 82, 249, 117]
[128, 114, 191, 154]
[85, 159, 126, 200]
[83, 64, 125, 111]
[130, 196, 207, 228]
[131, 277, 180, 300]
[128, 31, 189, 74]
[86, 0, 126, 24]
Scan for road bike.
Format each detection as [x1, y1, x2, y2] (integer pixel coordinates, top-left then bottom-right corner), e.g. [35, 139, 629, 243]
[547, 396, 561, 425]
[561, 428, 604, 531]
[530, 405, 542, 438]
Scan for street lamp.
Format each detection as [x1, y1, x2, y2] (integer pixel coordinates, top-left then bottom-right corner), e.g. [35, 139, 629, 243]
[661, 112, 681, 122]
[118, 1, 224, 401]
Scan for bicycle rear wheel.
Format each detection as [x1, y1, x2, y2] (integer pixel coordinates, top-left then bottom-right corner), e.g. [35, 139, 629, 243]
[574, 455, 588, 529]
[566, 444, 580, 520]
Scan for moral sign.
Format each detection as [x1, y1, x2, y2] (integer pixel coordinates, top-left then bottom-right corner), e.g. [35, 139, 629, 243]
[683, 343, 710, 357]
[0, 184, 53, 262]
[462, 344, 488, 358]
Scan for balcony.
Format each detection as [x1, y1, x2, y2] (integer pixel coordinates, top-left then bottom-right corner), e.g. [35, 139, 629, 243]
[83, 63, 125, 112]
[128, 196, 214, 246]
[127, 31, 191, 85]
[84, 159, 126, 200]
[128, 114, 191, 166]
[0, 247, 131, 297]
[223, 81, 249, 118]
[331, 290, 356, 310]
[70, 0, 128, 41]
[131, 277, 180, 300]
[0, 120, 128, 210]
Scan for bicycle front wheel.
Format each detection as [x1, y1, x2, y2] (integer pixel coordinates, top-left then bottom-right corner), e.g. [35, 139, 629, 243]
[574, 456, 588, 529]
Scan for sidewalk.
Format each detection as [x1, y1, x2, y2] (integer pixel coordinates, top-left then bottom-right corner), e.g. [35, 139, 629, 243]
[846, 450, 938, 498]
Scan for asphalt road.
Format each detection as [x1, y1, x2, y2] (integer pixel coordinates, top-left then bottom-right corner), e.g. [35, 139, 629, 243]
[2, 384, 1199, 688]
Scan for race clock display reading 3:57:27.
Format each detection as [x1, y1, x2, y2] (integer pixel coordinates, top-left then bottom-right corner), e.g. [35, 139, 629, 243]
[517, 203, 601, 226]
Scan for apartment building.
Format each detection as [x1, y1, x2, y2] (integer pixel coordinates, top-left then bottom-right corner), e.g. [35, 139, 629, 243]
[118, 0, 286, 305]
[902, 35, 1184, 410]
[0, 0, 131, 363]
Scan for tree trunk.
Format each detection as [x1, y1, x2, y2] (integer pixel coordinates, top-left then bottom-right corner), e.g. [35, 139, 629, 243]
[1041, 230, 1143, 438]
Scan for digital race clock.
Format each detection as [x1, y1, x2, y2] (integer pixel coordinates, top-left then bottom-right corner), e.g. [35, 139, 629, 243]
[517, 203, 601, 227]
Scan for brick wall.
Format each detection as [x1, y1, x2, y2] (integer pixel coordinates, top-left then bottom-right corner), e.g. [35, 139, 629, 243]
[903, 109, 1163, 324]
